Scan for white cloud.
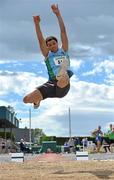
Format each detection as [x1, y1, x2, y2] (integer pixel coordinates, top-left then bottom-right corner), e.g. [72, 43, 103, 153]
[106, 73, 114, 85]
[0, 60, 15, 64]
[82, 59, 114, 85]
[0, 59, 114, 136]
[1, 70, 114, 109]
[0, 0, 114, 136]
[98, 35, 106, 39]
[70, 43, 103, 57]
[17, 77, 114, 136]
[70, 58, 83, 69]
[0, 71, 46, 95]
[0, 0, 114, 60]
[0, 100, 10, 107]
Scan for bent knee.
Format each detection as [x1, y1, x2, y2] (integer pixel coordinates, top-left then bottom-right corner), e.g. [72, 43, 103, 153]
[57, 76, 69, 88]
[23, 96, 28, 103]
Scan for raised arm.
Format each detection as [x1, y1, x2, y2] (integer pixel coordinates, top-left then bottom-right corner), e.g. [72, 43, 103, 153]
[33, 16, 48, 57]
[51, 4, 68, 51]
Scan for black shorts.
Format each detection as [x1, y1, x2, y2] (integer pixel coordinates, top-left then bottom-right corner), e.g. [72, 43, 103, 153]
[36, 80, 70, 99]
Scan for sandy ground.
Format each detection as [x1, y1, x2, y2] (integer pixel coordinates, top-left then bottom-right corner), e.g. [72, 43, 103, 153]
[0, 153, 114, 180]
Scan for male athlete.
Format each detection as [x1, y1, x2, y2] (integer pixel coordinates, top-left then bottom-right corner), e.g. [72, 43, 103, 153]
[23, 4, 73, 108]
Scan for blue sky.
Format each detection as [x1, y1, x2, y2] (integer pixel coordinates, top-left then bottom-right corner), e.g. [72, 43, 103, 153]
[0, 0, 114, 137]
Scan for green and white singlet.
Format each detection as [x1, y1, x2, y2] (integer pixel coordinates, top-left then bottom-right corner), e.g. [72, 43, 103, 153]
[45, 48, 73, 80]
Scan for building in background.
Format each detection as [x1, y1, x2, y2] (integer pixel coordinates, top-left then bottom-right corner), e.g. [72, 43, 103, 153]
[0, 128, 34, 142]
[0, 106, 19, 128]
[0, 106, 34, 142]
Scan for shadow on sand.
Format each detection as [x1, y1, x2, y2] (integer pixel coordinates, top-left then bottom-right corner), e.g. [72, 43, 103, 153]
[53, 169, 113, 179]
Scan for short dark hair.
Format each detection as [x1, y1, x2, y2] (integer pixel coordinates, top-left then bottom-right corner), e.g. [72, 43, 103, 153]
[46, 36, 58, 45]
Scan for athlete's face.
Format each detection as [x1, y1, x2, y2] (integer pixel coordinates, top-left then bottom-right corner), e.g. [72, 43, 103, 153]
[46, 39, 58, 52]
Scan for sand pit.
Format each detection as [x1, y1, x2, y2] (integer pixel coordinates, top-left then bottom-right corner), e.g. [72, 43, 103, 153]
[0, 153, 114, 180]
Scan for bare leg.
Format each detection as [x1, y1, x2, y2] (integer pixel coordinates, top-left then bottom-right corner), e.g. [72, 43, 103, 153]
[96, 141, 101, 152]
[110, 144, 113, 153]
[57, 73, 69, 88]
[58, 60, 68, 76]
[56, 59, 70, 88]
[23, 89, 43, 105]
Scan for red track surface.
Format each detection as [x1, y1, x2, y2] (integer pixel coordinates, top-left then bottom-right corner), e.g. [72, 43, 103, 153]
[34, 153, 66, 162]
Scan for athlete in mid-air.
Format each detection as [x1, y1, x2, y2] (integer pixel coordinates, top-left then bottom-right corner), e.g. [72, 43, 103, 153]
[23, 4, 73, 108]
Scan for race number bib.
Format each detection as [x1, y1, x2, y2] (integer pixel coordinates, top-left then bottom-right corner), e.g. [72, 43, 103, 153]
[54, 56, 68, 66]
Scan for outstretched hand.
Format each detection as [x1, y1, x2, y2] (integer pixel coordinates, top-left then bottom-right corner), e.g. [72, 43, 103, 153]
[51, 4, 60, 15]
[33, 15, 41, 24]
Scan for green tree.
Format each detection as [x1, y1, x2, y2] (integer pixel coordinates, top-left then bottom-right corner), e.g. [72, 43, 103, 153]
[33, 128, 46, 144]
